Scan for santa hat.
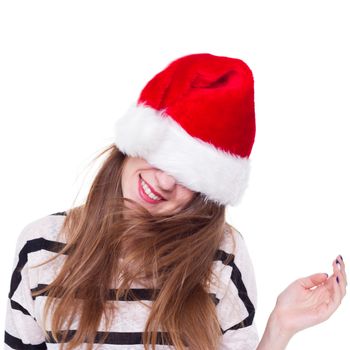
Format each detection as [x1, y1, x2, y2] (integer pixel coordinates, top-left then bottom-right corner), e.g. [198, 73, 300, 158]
[113, 53, 256, 206]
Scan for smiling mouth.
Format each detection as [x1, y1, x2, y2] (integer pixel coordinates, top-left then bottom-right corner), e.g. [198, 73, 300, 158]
[139, 174, 166, 202]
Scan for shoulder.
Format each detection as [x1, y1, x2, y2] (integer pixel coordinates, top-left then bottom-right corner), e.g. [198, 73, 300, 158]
[211, 224, 252, 294]
[214, 223, 257, 303]
[219, 223, 249, 258]
[220, 224, 256, 286]
[9, 211, 69, 293]
[15, 211, 68, 255]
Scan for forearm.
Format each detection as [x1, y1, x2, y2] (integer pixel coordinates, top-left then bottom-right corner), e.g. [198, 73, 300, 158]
[256, 311, 294, 350]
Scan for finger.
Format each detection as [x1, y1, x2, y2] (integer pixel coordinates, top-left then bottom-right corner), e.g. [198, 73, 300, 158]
[337, 255, 347, 287]
[333, 259, 346, 298]
[333, 259, 345, 301]
[336, 255, 348, 288]
[300, 273, 329, 289]
[319, 272, 339, 320]
[326, 274, 341, 315]
[324, 272, 336, 295]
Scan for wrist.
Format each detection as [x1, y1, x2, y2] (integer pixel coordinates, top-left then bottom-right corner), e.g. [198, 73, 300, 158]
[267, 310, 295, 341]
[257, 310, 294, 350]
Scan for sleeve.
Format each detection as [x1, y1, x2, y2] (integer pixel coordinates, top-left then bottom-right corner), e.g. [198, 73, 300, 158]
[4, 222, 48, 349]
[217, 230, 260, 350]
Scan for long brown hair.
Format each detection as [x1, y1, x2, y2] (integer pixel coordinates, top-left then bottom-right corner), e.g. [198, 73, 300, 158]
[31, 143, 237, 350]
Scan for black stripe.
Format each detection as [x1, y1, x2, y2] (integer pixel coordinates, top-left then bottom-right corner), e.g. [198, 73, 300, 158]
[31, 284, 159, 301]
[8, 238, 65, 301]
[4, 331, 47, 350]
[10, 298, 31, 316]
[214, 249, 235, 263]
[50, 211, 67, 216]
[216, 250, 256, 333]
[229, 262, 255, 328]
[31, 283, 219, 306]
[46, 329, 174, 345]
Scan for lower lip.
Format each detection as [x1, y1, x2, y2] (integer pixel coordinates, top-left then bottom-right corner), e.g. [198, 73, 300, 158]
[138, 176, 163, 204]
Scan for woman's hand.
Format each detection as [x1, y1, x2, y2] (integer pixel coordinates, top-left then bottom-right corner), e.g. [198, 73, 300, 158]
[271, 255, 347, 337]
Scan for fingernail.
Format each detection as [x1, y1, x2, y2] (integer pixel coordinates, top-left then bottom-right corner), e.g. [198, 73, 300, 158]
[336, 276, 340, 284]
[336, 259, 341, 270]
[324, 273, 329, 277]
[340, 255, 343, 261]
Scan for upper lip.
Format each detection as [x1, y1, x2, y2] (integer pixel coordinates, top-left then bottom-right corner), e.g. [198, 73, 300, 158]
[140, 175, 166, 200]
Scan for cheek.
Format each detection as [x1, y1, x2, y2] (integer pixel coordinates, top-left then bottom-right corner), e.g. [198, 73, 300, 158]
[121, 168, 132, 196]
[180, 189, 195, 205]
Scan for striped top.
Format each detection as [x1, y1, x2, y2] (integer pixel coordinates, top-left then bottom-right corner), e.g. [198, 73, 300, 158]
[4, 211, 259, 350]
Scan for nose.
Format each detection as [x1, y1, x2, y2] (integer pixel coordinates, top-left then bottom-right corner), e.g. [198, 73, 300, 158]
[155, 170, 177, 192]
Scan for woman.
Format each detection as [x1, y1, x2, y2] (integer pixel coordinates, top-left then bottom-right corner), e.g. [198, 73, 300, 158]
[4, 53, 347, 350]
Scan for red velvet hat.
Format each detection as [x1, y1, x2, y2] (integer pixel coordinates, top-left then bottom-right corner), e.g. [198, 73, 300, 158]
[114, 53, 256, 206]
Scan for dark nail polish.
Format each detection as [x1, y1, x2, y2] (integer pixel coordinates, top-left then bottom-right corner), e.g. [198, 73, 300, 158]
[340, 255, 343, 261]
[336, 276, 339, 284]
[336, 259, 340, 265]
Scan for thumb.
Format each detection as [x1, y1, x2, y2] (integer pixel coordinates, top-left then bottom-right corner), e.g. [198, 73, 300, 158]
[300, 273, 328, 289]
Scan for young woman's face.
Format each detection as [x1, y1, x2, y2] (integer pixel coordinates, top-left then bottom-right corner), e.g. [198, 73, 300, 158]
[121, 156, 195, 215]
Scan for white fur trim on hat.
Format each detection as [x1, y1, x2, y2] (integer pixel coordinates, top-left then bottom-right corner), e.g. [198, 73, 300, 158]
[113, 103, 251, 206]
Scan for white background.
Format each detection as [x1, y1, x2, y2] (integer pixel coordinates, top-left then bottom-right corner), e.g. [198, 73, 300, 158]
[1, 1, 349, 348]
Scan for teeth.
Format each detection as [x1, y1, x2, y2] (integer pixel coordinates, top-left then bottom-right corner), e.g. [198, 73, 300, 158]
[141, 179, 162, 200]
